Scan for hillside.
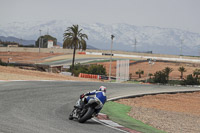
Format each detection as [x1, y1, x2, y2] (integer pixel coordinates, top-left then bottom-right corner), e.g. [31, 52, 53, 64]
[0, 36, 98, 49]
[1, 20, 200, 55]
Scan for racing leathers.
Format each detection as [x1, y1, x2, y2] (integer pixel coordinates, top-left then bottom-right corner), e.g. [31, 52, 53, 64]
[76, 90, 107, 116]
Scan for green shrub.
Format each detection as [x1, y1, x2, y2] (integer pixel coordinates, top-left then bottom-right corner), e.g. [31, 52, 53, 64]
[88, 64, 106, 75]
[181, 74, 199, 85]
[0, 59, 2, 65]
[152, 67, 173, 84]
[147, 78, 154, 83]
[163, 67, 173, 80]
[0, 59, 6, 66]
[68, 63, 88, 76]
[153, 70, 168, 84]
[135, 69, 144, 78]
[68, 63, 106, 76]
[168, 80, 182, 85]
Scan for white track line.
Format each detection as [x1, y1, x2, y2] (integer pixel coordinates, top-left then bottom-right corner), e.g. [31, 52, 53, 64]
[92, 118, 129, 133]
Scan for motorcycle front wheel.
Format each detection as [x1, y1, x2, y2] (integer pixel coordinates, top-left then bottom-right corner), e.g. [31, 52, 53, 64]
[78, 107, 94, 123]
[69, 109, 75, 120]
[69, 114, 73, 120]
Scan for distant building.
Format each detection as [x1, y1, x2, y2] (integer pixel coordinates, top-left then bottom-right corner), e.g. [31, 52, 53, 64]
[0, 41, 19, 47]
[7, 44, 19, 47]
[47, 40, 54, 48]
[35, 35, 57, 48]
[53, 45, 61, 49]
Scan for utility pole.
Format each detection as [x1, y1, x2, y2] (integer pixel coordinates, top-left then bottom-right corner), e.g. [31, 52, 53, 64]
[146, 58, 155, 83]
[20, 38, 23, 46]
[134, 38, 137, 52]
[180, 39, 183, 58]
[19, 37, 22, 46]
[47, 28, 49, 35]
[109, 35, 115, 82]
[199, 44, 200, 57]
[39, 30, 42, 53]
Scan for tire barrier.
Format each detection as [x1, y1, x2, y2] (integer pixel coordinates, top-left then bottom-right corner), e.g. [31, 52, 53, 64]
[102, 53, 114, 56]
[78, 52, 86, 55]
[78, 73, 110, 80]
[79, 73, 100, 79]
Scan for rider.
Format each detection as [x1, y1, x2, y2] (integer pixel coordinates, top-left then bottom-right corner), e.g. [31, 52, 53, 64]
[77, 86, 107, 117]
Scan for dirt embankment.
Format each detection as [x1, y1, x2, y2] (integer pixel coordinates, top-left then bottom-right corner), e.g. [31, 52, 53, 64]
[116, 92, 200, 133]
[0, 65, 100, 81]
[97, 61, 200, 80]
[0, 51, 63, 64]
[0, 52, 102, 81]
[1, 52, 200, 81]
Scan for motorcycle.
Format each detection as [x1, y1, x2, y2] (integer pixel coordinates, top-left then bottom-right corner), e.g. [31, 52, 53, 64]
[69, 97, 101, 123]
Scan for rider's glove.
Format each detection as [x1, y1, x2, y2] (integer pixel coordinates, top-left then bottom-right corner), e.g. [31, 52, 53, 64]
[80, 94, 85, 99]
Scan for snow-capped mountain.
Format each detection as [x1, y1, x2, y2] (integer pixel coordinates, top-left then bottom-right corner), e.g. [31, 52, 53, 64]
[0, 19, 200, 56]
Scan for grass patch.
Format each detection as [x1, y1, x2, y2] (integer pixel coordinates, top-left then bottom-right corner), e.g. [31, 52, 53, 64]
[87, 59, 111, 63]
[87, 59, 137, 64]
[101, 101, 166, 133]
[125, 80, 141, 84]
[168, 80, 182, 85]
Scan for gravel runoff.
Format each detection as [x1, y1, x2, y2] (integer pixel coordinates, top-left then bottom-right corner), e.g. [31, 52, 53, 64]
[129, 106, 200, 133]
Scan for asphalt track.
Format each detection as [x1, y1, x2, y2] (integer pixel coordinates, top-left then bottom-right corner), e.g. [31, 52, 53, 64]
[0, 81, 200, 133]
[42, 58, 107, 66]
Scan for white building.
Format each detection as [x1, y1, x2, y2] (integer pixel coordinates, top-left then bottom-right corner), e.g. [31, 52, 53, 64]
[47, 40, 54, 48]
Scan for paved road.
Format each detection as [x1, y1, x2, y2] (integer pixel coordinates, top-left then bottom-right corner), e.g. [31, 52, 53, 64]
[41, 58, 108, 66]
[0, 81, 200, 133]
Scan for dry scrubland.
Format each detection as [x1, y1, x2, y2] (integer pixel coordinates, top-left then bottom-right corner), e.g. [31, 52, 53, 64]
[1, 51, 199, 81]
[0, 51, 100, 81]
[1, 47, 199, 60]
[0, 51, 63, 64]
[117, 92, 200, 133]
[97, 61, 200, 80]
[0, 65, 99, 81]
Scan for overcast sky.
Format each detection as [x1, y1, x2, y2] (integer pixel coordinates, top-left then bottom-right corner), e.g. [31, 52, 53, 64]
[0, 0, 200, 33]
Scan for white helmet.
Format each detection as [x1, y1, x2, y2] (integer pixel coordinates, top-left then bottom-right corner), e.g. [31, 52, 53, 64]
[99, 86, 107, 93]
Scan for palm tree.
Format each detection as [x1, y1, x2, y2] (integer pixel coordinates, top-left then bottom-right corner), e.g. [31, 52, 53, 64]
[129, 73, 132, 80]
[163, 67, 173, 80]
[136, 69, 144, 78]
[178, 66, 186, 79]
[148, 73, 153, 79]
[63, 25, 88, 75]
[193, 69, 200, 78]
